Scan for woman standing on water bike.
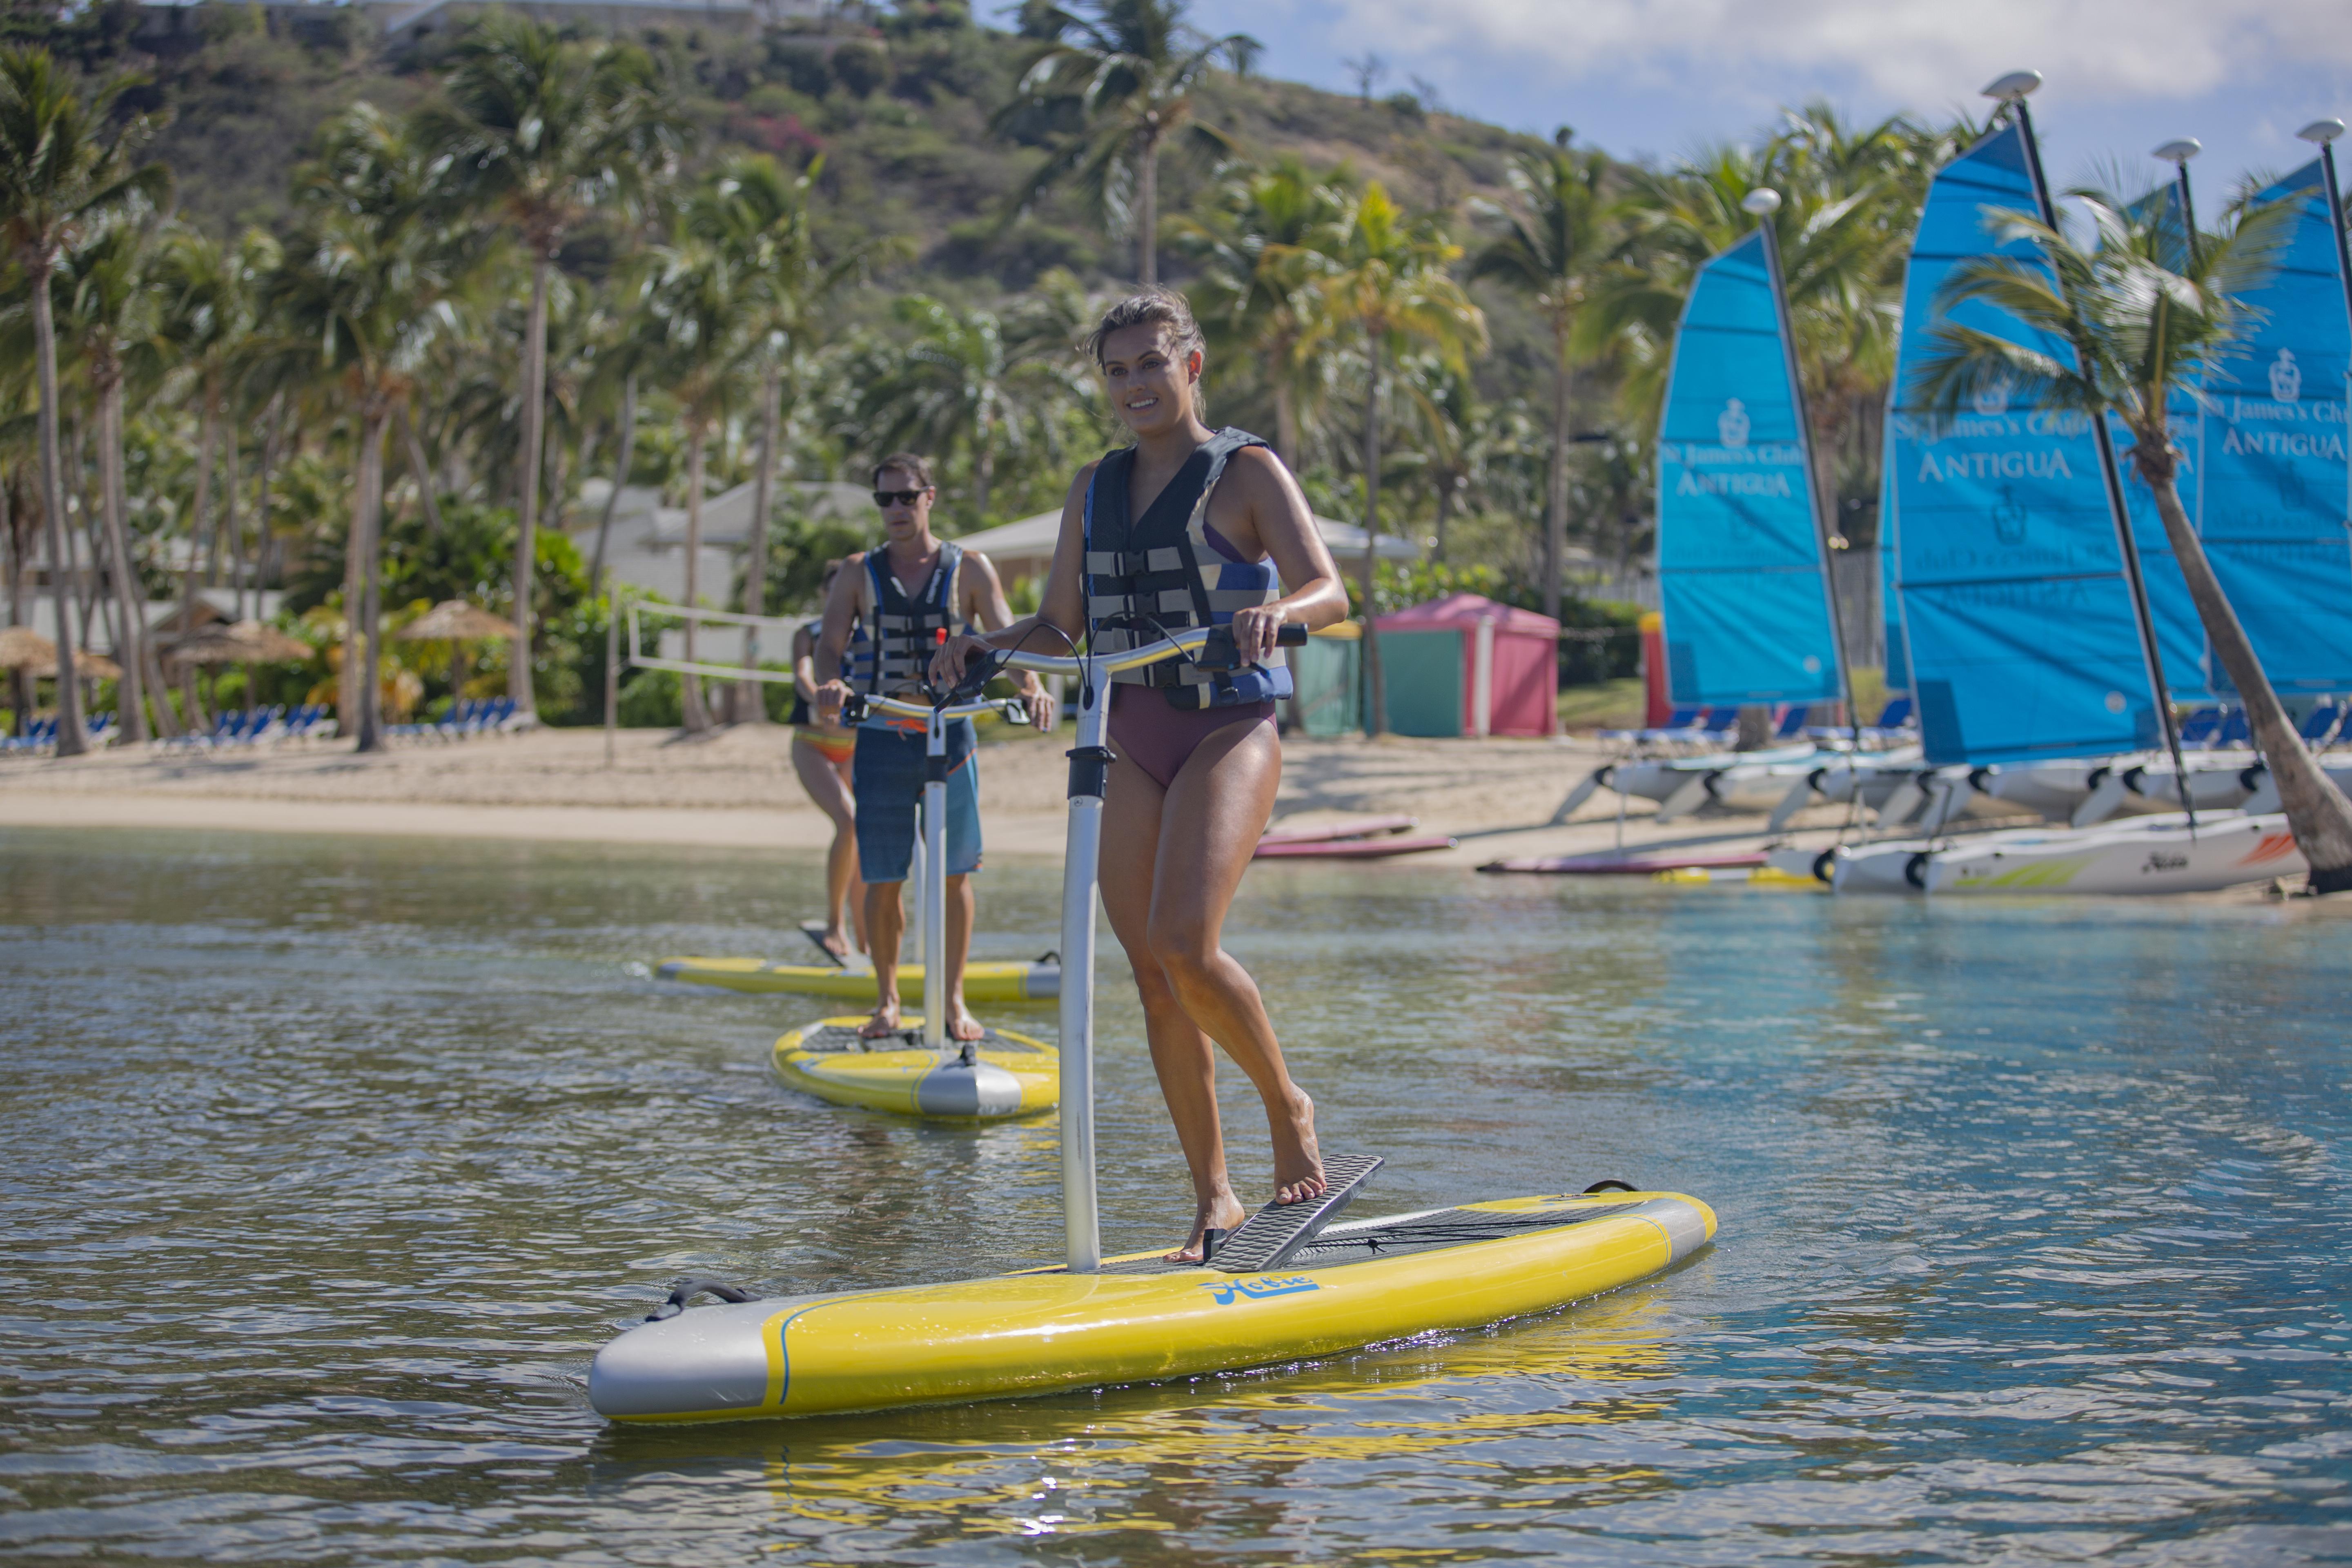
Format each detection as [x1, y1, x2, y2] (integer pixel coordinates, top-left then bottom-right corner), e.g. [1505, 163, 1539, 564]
[935, 289, 1349, 1261]
[786, 559, 866, 963]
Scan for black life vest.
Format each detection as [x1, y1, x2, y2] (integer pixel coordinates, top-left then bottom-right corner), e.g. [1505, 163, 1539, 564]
[1084, 428, 1291, 709]
[850, 541, 963, 698]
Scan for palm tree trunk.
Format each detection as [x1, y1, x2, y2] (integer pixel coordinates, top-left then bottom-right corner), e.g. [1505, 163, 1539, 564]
[1433, 470, 1455, 562]
[256, 395, 282, 598]
[681, 424, 710, 733]
[590, 374, 635, 592]
[223, 417, 245, 625]
[2145, 469, 2352, 889]
[1272, 372, 1299, 471]
[354, 404, 390, 753]
[31, 277, 87, 757]
[399, 404, 445, 537]
[339, 414, 366, 733]
[1137, 126, 1160, 287]
[192, 389, 216, 591]
[510, 253, 550, 715]
[99, 378, 153, 744]
[740, 363, 780, 724]
[4, 475, 27, 735]
[1361, 334, 1386, 738]
[1544, 341, 1572, 624]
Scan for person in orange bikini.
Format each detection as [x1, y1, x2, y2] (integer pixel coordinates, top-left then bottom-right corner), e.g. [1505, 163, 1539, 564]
[787, 559, 865, 962]
[935, 289, 1349, 1261]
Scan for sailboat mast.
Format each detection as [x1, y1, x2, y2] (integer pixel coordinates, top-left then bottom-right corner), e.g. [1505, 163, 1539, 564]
[1752, 198, 1863, 750]
[2008, 93, 2199, 829]
[2309, 128, 2352, 564]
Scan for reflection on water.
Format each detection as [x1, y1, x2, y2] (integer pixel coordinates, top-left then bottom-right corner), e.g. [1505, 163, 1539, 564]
[2, 827, 2348, 1563]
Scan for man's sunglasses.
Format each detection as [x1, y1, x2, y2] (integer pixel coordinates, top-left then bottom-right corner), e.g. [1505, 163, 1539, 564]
[873, 488, 929, 508]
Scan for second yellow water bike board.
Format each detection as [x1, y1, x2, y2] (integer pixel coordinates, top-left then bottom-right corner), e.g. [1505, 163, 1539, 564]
[658, 953, 1058, 1004]
[596, 626, 1719, 1423]
[773, 1017, 1058, 1120]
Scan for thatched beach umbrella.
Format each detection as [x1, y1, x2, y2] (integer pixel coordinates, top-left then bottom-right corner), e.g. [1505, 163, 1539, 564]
[1, 627, 123, 682]
[398, 600, 520, 643]
[160, 619, 315, 670]
[0, 627, 124, 685]
[398, 600, 517, 704]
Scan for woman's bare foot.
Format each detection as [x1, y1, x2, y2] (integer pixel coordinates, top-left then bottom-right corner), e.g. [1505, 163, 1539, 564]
[859, 998, 903, 1039]
[947, 999, 985, 1043]
[1270, 1088, 1325, 1205]
[1165, 1189, 1249, 1264]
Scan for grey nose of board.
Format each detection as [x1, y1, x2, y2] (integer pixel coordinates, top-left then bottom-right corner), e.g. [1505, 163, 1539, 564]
[915, 1059, 1025, 1118]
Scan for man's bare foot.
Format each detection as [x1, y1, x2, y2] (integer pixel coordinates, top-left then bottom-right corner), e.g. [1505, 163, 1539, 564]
[947, 999, 985, 1043]
[1270, 1088, 1325, 1205]
[859, 999, 903, 1039]
[1165, 1189, 1249, 1264]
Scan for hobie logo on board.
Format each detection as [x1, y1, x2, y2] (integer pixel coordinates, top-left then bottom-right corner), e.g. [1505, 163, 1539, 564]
[2270, 349, 2301, 403]
[1204, 1276, 1320, 1305]
[1717, 399, 1750, 449]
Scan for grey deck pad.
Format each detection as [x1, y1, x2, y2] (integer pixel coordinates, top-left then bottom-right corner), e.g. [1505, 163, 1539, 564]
[1207, 1154, 1384, 1274]
[793, 1023, 1049, 1056]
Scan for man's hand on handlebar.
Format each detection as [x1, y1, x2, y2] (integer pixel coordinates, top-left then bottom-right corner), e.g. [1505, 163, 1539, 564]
[814, 677, 853, 725]
[1020, 681, 1056, 732]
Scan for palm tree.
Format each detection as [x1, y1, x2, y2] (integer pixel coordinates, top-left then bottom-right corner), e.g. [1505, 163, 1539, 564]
[1470, 137, 1613, 621]
[55, 210, 177, 740]
[997, 0, 1256, 285]
[157, 226, 273, 617]
[1172, 155, 1351, 466]
[685, 153, 879, 718]
[637, 232, 755, 732]
[424, 15, 680, 719]
[0, 46, 167, 756]
[855, 292, 1088, 526]
[1295, 181, 1486, 735]
[1912, 189, 2352, 892]
[270, 104, 480, 753]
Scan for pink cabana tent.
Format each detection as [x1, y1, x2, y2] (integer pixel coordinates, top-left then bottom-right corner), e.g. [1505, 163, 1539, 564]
[1371, 593, 1559, 737]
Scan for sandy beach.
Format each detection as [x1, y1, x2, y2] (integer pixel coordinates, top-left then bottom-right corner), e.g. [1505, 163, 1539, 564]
[0, 719, 1878, 867]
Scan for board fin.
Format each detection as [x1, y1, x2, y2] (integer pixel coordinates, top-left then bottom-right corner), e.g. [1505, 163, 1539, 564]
[1209, 1154, 1383, 1273]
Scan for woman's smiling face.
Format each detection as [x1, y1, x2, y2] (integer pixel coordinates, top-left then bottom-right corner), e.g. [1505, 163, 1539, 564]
[1099, 323, 1200, 437]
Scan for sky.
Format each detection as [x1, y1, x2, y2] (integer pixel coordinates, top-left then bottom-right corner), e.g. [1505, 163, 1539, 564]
[1187, 0, 2352, 205]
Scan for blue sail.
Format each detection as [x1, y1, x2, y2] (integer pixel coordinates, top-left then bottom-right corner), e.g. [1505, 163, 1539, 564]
[1879, 416, 1907, 690]
[2178, 160, 2352, 695]
[1886, 122, 2161, 766]
[1656, 228, 1842, 706]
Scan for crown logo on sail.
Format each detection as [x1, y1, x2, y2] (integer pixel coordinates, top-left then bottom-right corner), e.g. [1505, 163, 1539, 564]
[1992, 486, 2027, 546]
[1717, 398, 1750, 449]
[1971, 379, 2010, 417]
[2269, 348, 2301, 403]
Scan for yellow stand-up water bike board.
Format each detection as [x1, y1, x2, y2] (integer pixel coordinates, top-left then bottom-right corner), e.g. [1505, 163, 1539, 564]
[657, 956, 1058, 1003]
[772, 1018, 1058, 1120]
[590, 1189, 1714, 1422]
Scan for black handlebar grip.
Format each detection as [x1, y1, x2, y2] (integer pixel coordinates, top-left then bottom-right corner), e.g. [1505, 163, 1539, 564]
[840, 695, 869, 724]
[1276, 622, 1309, 646]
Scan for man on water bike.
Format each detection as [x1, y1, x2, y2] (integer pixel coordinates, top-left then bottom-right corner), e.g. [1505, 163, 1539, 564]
[934, 290, 1350, 1261]
[814, 453, 1054, 1042]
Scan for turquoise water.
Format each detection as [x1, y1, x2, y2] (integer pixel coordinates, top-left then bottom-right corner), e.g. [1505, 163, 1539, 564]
[3, 826, 2348, 1564]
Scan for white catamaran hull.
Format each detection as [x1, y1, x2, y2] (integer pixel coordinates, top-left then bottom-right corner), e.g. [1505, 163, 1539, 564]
[1833, 812, 2305, 895]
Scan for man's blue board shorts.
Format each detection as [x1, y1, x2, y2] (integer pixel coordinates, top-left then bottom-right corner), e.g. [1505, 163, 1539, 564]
[853, 717, 982, 883]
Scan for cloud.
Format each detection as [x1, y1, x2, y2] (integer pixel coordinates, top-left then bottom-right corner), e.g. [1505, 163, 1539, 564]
[1326, 0, 2352, 104]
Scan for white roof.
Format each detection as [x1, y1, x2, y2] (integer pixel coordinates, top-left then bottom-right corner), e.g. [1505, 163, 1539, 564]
[953, 510, 1423, 566]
